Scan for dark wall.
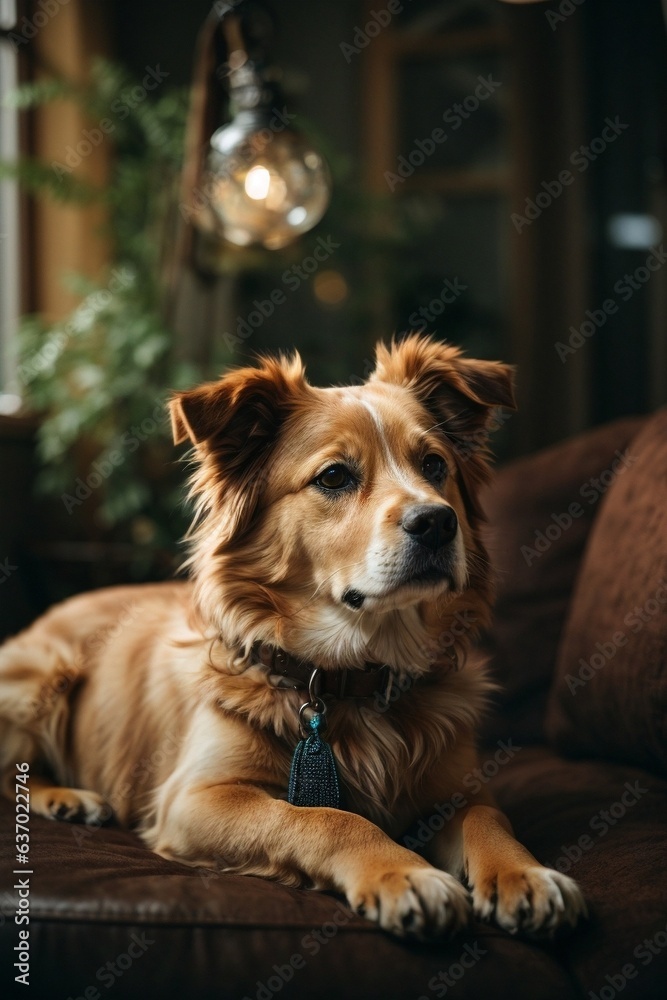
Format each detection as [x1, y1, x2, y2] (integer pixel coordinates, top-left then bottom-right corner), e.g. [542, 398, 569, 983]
[111, 0, 667, 440]
[583, 0, 667, 424]
[113, 0, 360, 156]
[113, 0, 367, 388]
[0, 420, 37, 639]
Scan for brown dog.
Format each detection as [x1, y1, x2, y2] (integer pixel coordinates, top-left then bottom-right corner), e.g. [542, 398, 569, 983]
[0, 335, 585, 938]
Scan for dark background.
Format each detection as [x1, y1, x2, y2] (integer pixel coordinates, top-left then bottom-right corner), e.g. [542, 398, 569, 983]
[113, 0, 667, 433]
[1, 0, 666, 637]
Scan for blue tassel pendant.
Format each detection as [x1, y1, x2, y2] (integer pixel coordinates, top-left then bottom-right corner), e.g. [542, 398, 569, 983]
[288, 713, 340, 809]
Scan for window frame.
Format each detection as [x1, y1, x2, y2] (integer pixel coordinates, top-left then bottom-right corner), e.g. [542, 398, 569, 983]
[0, 0, 21, 407]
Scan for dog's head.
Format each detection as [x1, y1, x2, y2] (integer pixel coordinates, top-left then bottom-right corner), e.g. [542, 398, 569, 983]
[170, 335, 515, 671]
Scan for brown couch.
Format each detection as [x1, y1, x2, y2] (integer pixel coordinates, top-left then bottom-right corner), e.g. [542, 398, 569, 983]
[1, 412, 666, 1000]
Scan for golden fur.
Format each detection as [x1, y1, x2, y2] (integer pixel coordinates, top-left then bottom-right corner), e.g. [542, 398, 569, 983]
[0, 335, 586, 937]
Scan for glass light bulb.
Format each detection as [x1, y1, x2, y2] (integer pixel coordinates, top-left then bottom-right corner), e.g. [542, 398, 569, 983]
[244, 165, 271, 200]
[204, 114, 332, 250]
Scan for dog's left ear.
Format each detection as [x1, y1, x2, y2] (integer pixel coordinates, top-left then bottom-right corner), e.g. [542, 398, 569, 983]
[370, 334, 516, 440]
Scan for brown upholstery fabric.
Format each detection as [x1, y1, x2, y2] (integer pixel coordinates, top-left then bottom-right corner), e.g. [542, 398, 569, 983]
[0, 796, 577, 1000]
[479, 416, 644, 744]
[491, 747, 667, 1000]
[545, 409, 667, 776]
[2, 747, 666, 1000]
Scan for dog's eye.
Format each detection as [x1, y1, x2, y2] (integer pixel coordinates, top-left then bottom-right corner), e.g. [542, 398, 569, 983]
[314, 465, 355, 491]
[422, 453, 447, 486]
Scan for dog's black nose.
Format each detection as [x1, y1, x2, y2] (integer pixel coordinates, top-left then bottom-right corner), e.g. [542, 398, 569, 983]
[402, 504, 458, 551]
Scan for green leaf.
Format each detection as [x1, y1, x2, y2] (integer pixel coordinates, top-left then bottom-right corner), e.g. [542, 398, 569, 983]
[2, 77, 81, 109]
[0, 157, 102, 203]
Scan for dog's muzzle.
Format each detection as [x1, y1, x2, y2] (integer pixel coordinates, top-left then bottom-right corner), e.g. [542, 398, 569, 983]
[401, 503, 458, 551]
[341, 504, 459, 611]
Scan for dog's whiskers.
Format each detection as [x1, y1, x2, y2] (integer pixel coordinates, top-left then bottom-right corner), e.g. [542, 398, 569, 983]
[424, 408, 468, 435]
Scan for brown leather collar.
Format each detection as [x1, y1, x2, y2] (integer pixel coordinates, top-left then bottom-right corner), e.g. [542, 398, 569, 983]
[251, 642, 392, 700]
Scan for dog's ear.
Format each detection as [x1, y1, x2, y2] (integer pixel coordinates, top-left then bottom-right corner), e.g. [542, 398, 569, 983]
[169, 353, 307, 447]
[170, 382, 225, 446]
[371, 335, 516, 523]
[370, 334, 516, 441]
[169, 353, 308, 540]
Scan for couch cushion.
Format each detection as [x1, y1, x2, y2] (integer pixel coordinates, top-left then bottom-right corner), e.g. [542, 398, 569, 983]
[478, 416, 644, 744]
[490, 746, 667, 1000]
[2, 749, 665, 1000]
[0, 796, 578, 1000]
[545, 409, 667, 775]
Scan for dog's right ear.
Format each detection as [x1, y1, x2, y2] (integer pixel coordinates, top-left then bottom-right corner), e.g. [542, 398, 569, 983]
[169, 354, 309, 541]
[170, 383, 222, 446]
[169, 353, 307, 448]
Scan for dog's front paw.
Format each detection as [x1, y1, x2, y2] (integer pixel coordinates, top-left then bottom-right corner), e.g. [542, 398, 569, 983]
[32, 786, 110, 824]
[471, 865, 586, 937]
[349, 865, 471, 939]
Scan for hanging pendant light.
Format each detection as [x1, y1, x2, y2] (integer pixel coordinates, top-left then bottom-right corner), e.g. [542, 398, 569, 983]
[205, 55, 331, 250]
[180, 1, 331, 260]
